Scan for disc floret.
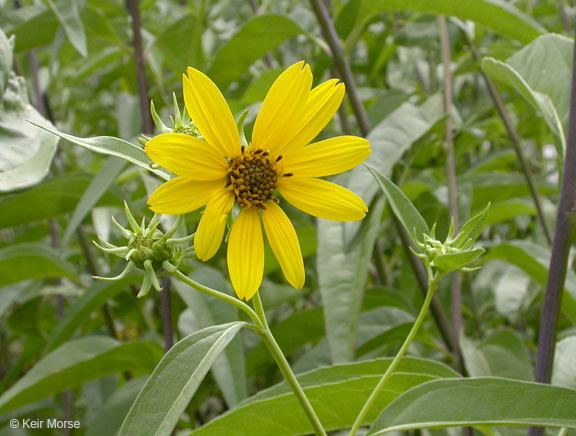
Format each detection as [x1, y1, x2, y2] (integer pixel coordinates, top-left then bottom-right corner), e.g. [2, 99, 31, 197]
[226, 147, 279, 209]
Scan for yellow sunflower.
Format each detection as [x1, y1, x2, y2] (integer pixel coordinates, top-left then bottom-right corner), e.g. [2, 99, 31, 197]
[145, 61, 371, 300]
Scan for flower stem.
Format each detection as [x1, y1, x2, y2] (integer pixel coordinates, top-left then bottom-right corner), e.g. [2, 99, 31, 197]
[171, 270, 262, 327]
[349, 276, 438, 436]
[252, 293, 327, 436]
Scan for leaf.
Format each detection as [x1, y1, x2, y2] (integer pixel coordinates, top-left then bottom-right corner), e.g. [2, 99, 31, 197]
[32, 123, 169, 180]
[0, 72, 58, 192]
[317, 96, 443, 363]
[553, 336, 576, 389]
[482, 57, 566, 154]
[61, 157, 126, 245]
[350, 0, 544, 44]
[192, 358, 459, 435]
[119, 322, 246, 436]
[367, 165, 429, 243]
[0, 173, 122, 230]
[0, 29, 12, 98]
[0, 337, 162, 414]
[45, 0, 87, 56]
[173, 268, 247, 406]
[45, 275, 142, 352]
[452, 203, 491, 248]
[153, 12, 203, 74]
[208, 15, 302, 88]
[461, 330, 533, 381]
[368, 377, 576, 434]
[86, 378, 146, 436]
[484, 241, 576, 323]
[0, 243, 77, 287]
[433, 248, 485, 274]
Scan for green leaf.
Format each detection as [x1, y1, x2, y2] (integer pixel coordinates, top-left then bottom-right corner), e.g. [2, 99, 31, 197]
[433, 248, 485, 274]
[119, 322, 246, 436]
[482, 57, 566, 155]
[461, 330, 533, 381]
[174, 268, 247, 406]
[0, 76, 58, 192]
[45, 275, 142, 352]
[45, 0, 87, 56]
[32, 123, 169, 180]
[0, 173, 122, 230]
[553, 336, 576, 389]
[153, 12, 203, 74]
[61, 157, 126, 245]
[317, 96, 443, 363]
[367, 165, 429, 243]
[86, 378, 146, 436]
[452, 203, 491, 248]
[0, 29, 13, 98]
[0, 243, 77, 287]
[8, 8, 59, 53]
[208, 15, 302, 88]
[192, 358, 459, 435]
[485, 240, 576, 323]
[0, 337, 162, 414]
[351, 0, 544, 44]
[368, 378, 576, 434]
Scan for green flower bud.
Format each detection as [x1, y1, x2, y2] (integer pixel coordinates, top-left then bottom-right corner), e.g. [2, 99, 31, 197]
[93, 202, 193, 297]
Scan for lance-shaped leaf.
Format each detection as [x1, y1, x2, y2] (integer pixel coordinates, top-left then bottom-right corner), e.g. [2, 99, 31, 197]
[119, 322, 246, 436]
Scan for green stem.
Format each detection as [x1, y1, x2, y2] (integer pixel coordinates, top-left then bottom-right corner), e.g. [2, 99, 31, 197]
[171, 270, 262, 327]
[349, 277, 438, 435]
[252, 293, 327, 436]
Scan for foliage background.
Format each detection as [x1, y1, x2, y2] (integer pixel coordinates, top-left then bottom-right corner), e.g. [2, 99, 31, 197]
[0, 0, 576, 434]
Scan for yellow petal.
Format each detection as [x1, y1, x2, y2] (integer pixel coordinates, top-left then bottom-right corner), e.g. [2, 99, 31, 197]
[279, 177, 367, 221]
[251, 61, 312, 158]
[282, 136, 371, 178]
[183, 68, 240, 158]
[194, 189, 234, 261]
[262, 202, 305, 289]
[227, 207, 264, 300]
[148, 177, 223, 215]
[283, 79, 345, 153]
[145, 133, 227, 180]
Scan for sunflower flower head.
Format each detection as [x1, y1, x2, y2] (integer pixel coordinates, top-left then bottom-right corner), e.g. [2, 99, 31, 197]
[145, 61, 371, 300]
[93, 203, 191, 297]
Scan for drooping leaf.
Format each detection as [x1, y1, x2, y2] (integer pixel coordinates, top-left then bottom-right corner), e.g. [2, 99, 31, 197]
[32, 123, 169, 180]
[0, 337, 162, 414]
[368, 378, 576, 434]
[192, 358, 459, 435]
[208, 15, 303, 88]
[0, 243, 77, 287]
[45, 0, 87, 56]
[119, 322, 246, 436]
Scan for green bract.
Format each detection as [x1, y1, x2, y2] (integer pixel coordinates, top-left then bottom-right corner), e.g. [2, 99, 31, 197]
[93, 202, 192, 297]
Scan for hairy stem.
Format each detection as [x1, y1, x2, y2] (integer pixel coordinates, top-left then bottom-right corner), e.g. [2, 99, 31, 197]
[252, 293, 327, 436]
[160, 277, 174, 351]
[349, 276, 438, 435]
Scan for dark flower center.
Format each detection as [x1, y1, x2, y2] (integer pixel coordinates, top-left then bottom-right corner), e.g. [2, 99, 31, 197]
[226, 148, 278, 209]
